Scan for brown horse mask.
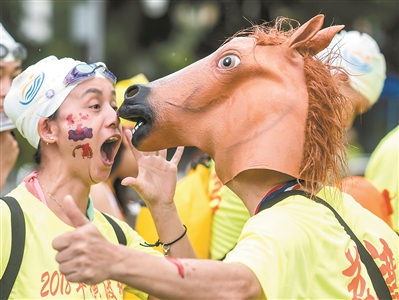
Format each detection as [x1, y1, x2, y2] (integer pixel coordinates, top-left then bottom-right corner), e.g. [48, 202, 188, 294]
[118, 15, 344, 185]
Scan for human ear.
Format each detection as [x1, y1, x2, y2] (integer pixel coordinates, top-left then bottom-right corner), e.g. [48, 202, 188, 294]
[37, 118, 57, 145]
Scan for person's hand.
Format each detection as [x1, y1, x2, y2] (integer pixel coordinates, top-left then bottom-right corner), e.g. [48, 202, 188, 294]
[52, 195, 120, 284]
[0, 130, 19, 190]
[121, 129, 184, 209]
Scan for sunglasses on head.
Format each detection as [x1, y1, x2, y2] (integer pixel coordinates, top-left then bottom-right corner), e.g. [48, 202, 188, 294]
[64, 62, 117, 86]
[0, 43, 27, 61]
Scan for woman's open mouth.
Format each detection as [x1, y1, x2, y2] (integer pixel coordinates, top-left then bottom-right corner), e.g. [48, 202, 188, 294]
[100, 136, 120, 166]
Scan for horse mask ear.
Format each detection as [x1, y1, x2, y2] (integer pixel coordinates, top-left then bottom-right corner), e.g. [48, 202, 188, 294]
[286, 14, 344, 55]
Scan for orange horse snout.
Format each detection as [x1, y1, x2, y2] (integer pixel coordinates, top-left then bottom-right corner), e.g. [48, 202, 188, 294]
[118, 84, 154, 148]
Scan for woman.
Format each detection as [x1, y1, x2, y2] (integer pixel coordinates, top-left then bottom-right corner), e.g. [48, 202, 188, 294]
[0, 22, 27, 193]
[1, 55, 195, 299]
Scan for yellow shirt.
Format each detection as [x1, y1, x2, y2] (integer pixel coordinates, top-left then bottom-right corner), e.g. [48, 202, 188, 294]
[224, 187, 399, 299]
[1, 185, 162, 299]
[208, 161, 250, 260]
[365, 125, 399, 232]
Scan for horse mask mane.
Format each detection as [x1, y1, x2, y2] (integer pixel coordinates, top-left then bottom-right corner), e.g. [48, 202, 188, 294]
[118, 15, 347, 192]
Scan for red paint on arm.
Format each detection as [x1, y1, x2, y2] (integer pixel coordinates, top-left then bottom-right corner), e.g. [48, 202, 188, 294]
[167, 257, 185, 278]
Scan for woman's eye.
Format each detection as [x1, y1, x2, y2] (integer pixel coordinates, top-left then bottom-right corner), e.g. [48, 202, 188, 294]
[218, 55, 240, 69]
[91, 104, 100, 109]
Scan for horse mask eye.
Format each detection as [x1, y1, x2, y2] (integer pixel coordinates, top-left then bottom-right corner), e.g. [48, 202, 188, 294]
[218, 55, 241, 69]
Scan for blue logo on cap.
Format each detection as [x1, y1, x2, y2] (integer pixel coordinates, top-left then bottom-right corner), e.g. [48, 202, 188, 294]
[20, 72, 45, 105]
[343, 49, 372, 74]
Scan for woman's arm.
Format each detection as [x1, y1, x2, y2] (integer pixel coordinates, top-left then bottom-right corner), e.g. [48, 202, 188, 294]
[53, 200, 261, 299]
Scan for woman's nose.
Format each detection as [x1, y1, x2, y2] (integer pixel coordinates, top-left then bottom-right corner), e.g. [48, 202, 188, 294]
[107, 106, 121, 128]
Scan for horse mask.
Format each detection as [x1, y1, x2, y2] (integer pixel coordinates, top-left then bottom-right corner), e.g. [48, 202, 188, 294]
[118, 15, 344, 185]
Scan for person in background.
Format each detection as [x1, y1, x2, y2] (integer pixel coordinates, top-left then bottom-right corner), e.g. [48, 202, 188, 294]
[0, 23, 27, 193]
[322, 30, 394, 229]
[321, 30, 386, 130]
[365, 125, 399, 234]
[2, 55, 195, 299]
[319, 30, 386, 169]
[90, 73, 149, 227]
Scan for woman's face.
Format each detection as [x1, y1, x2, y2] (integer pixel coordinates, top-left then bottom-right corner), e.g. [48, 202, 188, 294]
[0, 60, 22, 113]
[52, 77, 122, 184]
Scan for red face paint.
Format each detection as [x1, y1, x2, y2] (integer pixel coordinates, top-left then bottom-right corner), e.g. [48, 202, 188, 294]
[66, 114, 74, 126]
[79, 112, 89, 120]
[72, 143, 93, 158]
[167, 258, 185, 278]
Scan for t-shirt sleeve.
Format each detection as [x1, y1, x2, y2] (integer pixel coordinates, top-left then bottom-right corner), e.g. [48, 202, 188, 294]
[223, 211, 287, 299]
[223, 208, 315, 300]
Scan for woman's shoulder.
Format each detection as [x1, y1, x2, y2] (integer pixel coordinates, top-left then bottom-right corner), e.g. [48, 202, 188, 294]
[1, 184, 41, 213]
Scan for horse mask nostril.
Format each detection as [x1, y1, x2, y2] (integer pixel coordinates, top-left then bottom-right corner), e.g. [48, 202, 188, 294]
[125, 85, 139, 99]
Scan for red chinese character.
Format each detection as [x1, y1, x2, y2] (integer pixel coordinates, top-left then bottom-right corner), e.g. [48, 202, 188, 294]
[102, 280, 117, 300]
[90, 284, 101, 299]
[76, 282, 87, 300]
[117, 281, 124, 295]
[342, 246, 372, 300]
[365, 238, 398, 300]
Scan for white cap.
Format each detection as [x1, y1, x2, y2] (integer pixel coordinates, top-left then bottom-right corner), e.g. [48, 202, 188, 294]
[0, 22, 26, 62]
[318, 30, 386, 106]
[4, 55, 111, 148]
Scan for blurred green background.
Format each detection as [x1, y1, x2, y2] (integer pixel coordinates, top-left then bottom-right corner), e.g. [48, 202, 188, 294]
[1, 0, 398, 190]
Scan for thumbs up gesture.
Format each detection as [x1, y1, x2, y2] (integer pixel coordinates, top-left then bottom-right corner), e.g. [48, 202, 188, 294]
[62, 195, 91, 228]
[52, 195, 120, 284]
